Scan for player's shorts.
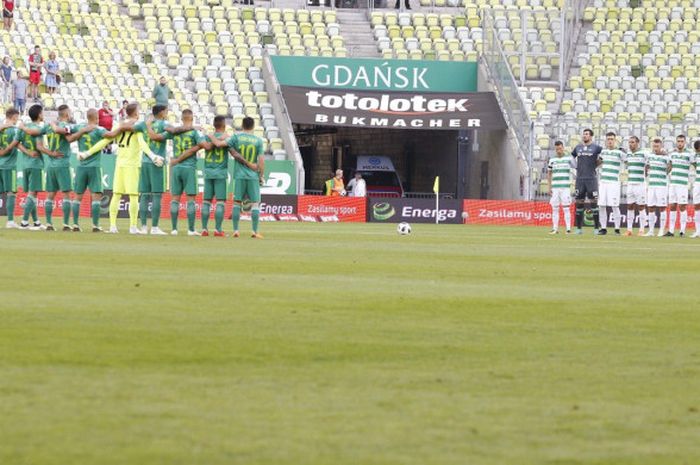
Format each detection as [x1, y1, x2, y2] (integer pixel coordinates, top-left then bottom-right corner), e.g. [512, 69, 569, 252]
[0, 169, 16, 193]
[170, 166, 197, 196]
[234, 178, 261, 203]
[203, 178, 227, 201]
[139, 163, 166, 193]
[668, 184, 689, 205]
[45, 166, 72, 192]
[22, 168, 43, 192]
[29, 70, 41, 85]
[647, 186, 668, 207]
[626, 183, 646, 205]
[74, 167, 103, 194]
[113, 166, 140, 195]
[598, 181, 621, 207]
[575, 178, 598, 201]
[549, 187, 571, 207]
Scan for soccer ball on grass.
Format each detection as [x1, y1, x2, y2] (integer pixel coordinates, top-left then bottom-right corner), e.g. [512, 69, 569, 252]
[397, 222, 412, 235]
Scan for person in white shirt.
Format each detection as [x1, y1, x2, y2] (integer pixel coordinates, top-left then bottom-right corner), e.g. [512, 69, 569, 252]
[347, 172, 366, 197]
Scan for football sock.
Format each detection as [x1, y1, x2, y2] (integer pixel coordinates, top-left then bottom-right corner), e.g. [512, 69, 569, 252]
[648, 212, 657, 233]
[139, 194, 150, 226]
[62, 198, 71, 225]
[680, 210, 688, 234]
[563, 206, 571, 231]
[91, 201, 100, 227]
[23, 195, 35, 223]
[170, 200, 179, 230]
[45, 199, 54, 224]
[575, 206, 584, 229]
[6, 194, 15, 222]
[695, 210, 700, 232]
[109, 194, 120, 228]
[72, 200, 80, 225]
[187, 200, 196, 232]
[669, 211, 677, 233]
[599, 207, 607, 229]
[152, 194, 162, 228]
[251, 208, 260, 233]
[215, 202, 224, 232]
[31, 201, 38, 223]
[129, 195, 139, 228]
[659, 211, 667, 233]
[626, 207, 634, 230]
[612, 206, 621, 230]
[201, 201, 211, 231]
[233, 204, 241, 231]
[551, 207, 559, 231]
[639, 209, 647, 230]
[591, 205, 600, 229]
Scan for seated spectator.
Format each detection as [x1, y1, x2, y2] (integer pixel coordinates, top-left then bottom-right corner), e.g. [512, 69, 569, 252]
[0, 55, 13, 104]
[13, 69, 27, 113]
[44, 51, 59, 94]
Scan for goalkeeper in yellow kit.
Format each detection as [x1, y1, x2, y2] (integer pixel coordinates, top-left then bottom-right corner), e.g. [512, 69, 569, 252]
[80, 103, 162, 234]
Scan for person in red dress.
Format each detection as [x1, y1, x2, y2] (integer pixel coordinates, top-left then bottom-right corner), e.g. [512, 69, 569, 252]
[3, 0, 14, 30]
[27, 45, 42, 101]
[98, 100, 115, 153]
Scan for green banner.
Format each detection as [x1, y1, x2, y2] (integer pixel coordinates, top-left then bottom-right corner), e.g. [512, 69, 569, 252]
[271, 56, 478, 93]
[16, 156, 297, 195]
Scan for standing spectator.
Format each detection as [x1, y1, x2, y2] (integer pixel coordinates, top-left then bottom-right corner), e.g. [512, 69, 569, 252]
[394, 0, 410, 9]
[98, 100, 115, 153]
[43, 51, 60, 94]
[0, 56, 13, 104]
[347, 172, 366, 197]
[2, 0, 14, 30]
[152, 76, 170, 108]
[324, 169, 345, 196]
[12, 69, 27, 113]
[118, 99, 128, 120]
[27, 45, 43, 101]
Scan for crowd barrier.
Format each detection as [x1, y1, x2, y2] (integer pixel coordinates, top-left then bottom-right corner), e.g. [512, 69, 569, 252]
[1, 193, 697, 229]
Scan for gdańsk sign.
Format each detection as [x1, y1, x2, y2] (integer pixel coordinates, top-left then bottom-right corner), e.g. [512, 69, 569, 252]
[271, 56, 507, 131]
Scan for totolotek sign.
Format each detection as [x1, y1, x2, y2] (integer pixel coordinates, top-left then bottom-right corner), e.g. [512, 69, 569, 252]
[271, 56, 506, 131]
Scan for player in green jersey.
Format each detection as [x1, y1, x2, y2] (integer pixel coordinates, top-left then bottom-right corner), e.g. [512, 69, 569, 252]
[15, 104, 60, 230]
[598, 132, 626, 235]
[666, 134, 692, 237]
[162, 109, 204, 235]
[0, 108, 21, 228]
[645, 138, 671, 237]
[693, 140, 700, 238]
[199, 115, 229, 237]
[547, 141, 574, 234]
[136, 105, 171, 235]
[210, 117, 265, 238]
[624, 136, 647, 236]
[72, 109, 122, 232]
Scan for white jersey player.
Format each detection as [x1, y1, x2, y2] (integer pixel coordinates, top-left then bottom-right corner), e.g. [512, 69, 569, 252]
[598, 131, 625, 235]
[645, 138, 670, 237]
[624, 136, 647, 236]
[547, 140, 575, 234]
[693, 140, 700, 238]
[666, 134, 693, 237]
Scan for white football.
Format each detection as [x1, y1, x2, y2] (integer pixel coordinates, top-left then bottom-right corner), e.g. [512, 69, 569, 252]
[397, 222, 412, 235]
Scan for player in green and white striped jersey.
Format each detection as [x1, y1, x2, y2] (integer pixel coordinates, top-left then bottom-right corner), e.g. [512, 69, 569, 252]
[547, 140, 575, 234]
[625, 136, 647, 236]
[598, 132, 626, 235]
[693, 140, 700, 238]
[645, 138, 671, 237]
[666, 134, 693, 237]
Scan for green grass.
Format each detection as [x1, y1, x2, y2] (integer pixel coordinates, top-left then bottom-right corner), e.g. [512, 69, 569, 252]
[1, 221, 700, 465]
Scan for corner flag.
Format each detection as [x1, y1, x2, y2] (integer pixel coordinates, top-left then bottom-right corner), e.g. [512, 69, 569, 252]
[433, 176, 440, 194]
[433, 176, 440, 225]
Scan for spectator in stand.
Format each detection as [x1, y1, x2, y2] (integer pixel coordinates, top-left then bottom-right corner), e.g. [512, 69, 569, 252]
[1, 56, 13, 104]
[43, 51, 60, 94]
[325, 169, 345, 196]
[3, 0, 14, 30]
[394, 0, 410, 9]
[118, 99, 128, 120]
[98, 100, 115, 153]
[347, 172, 366, 197]
[152, 76, 170, 107]
[13, 69, 27, 113]
[27, 45, 43, 101]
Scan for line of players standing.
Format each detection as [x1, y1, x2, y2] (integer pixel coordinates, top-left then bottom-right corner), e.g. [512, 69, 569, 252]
[547, 129, 699, 237]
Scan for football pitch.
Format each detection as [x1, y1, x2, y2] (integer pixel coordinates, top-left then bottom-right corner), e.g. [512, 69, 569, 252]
[1, 222, 699, 465]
